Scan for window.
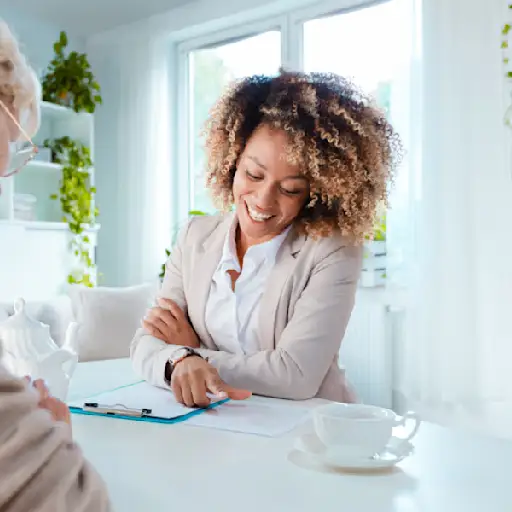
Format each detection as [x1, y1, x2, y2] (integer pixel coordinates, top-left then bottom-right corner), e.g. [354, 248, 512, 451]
[177, 1, 402, 218]
[303, 2, 401, 117]
[187, 31, 281, 213]
[302, 1, 402, 247]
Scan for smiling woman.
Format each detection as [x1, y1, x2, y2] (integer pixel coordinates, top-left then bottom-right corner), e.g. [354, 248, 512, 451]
[131, 70, 402, 408]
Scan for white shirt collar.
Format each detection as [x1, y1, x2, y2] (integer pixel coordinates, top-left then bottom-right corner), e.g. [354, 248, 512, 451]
[218, 215, 291, 273]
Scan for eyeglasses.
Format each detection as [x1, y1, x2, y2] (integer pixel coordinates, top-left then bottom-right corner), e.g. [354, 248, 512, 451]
[0, 98, 38, 178]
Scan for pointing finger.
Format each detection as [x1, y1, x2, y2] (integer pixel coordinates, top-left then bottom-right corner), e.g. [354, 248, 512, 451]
[206, 372, 251, 401]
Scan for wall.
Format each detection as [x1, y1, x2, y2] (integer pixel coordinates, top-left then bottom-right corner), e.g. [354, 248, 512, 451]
[86, 50, 123, 286]
[87, 41, 173, 287]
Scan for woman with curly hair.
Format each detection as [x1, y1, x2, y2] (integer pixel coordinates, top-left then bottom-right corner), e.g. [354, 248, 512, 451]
[132, 70, 401, 407]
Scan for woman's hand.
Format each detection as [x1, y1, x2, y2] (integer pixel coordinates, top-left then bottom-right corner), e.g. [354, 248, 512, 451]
[142, 298, 200, 348]
[171, 356, 251, 408]
[25, 377, 72, 427]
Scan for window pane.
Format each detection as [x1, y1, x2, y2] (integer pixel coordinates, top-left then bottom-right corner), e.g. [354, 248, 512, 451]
[303, 1, 400, 116]
[303, 1, 401, 245]
[189, 31, 281, 213]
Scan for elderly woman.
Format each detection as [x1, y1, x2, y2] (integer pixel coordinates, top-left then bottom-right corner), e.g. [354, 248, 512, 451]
[0, 20, 110, 511]
[132, 70, 401, 408]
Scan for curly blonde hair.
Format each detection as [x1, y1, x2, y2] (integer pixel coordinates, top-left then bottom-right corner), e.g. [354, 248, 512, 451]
[203, 70, 402, 241]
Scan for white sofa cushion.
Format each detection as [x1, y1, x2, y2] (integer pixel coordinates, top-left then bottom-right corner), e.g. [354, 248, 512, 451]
[68, 282, 157, 362]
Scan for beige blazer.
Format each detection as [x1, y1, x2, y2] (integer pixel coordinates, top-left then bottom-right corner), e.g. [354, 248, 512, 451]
[131, 213, 362, 402]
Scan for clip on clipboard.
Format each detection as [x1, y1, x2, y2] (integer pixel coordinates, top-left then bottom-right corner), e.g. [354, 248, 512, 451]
[69, 381, 228, 424]
[83, 402, 153, 418]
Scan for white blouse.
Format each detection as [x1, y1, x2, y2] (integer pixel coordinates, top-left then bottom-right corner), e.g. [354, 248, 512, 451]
[204, 216, 290, 355]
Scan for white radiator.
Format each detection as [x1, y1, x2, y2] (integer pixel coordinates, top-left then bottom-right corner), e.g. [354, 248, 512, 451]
[339, 288, 393, 408]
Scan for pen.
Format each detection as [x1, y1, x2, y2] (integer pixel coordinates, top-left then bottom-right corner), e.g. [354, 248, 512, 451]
[83, 402, 152, 417]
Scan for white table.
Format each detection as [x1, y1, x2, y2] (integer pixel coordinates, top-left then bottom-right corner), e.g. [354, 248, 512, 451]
[69, 359, 511, 512]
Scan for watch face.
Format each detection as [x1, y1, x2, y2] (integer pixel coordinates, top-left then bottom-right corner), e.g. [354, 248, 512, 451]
[171, 347, 189, 362]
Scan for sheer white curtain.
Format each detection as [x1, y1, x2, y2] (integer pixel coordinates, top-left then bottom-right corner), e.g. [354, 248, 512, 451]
[388, 0, 512, 436]
[88, 30, 172, 286]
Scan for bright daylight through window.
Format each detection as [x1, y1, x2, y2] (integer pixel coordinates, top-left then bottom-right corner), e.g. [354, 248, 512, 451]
[188, 31, 281, 213]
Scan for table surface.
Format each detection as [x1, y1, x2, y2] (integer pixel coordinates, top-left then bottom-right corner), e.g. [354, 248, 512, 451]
[69, 359, 511, 512]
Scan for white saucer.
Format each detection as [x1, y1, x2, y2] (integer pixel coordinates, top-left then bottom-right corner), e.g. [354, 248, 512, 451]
[294, 432, 414, 470]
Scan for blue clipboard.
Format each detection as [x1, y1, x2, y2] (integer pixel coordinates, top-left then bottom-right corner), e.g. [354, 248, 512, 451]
[68, 380, 229, 425]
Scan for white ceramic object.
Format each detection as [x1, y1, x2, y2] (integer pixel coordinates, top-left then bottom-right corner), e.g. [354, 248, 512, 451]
[0, 298, 79, 400]
[313, 403, 421, 459]
[294, 431, 414, 470]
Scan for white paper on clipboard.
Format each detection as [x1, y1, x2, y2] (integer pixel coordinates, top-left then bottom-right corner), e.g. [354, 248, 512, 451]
[70, 382, 313, 436]
[68, 381, 198, 419]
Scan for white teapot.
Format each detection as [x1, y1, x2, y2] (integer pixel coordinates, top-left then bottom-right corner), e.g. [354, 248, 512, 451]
[0, 298, 79, 400]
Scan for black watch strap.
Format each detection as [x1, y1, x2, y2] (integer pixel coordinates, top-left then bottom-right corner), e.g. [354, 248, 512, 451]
[164, 347, 199, 382]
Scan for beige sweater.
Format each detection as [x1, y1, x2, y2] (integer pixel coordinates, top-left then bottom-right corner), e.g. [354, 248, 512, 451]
[0, 366, 110, 512]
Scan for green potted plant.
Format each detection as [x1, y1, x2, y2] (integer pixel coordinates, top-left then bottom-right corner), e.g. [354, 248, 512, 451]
[44, 136, 98, 287]
[42, 31, 102, 113]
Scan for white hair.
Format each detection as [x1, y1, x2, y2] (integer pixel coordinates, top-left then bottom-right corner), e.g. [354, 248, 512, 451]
[0, 19, 40, 137]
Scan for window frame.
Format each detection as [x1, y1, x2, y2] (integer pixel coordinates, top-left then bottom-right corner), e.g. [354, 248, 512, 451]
[171, 0, 391, 218]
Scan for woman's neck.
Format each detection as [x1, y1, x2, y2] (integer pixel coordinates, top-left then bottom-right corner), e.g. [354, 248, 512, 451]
[235, 226, 249, 267]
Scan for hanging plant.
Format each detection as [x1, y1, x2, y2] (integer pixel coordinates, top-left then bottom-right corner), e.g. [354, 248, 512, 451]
[44, 136, 99, 287]
[42, 31, 102, 113]
[502, 7, 512, 77]
[502, 6, 512, 128]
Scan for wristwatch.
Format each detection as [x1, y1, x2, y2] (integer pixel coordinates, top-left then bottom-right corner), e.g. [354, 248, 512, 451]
[164, 347, 200, 382]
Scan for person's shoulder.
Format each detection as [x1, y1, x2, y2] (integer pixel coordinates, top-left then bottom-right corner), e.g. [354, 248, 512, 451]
[0, 365, 111, 512]
[181, 212, 231, 246]
[304, 230, 363, 264]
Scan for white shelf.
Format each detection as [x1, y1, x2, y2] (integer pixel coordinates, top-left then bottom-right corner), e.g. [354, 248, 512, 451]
[24, 221, 100, 232]
[40, 101, 92, 122]
[24, 160, 62, 173]
[0, 219, 101, 232]
[22, 160, 94, 175]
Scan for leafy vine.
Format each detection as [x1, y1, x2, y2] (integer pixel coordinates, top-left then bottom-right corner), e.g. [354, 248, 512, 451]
[44, 136, 98, 287]
[502, 6, 512, 127]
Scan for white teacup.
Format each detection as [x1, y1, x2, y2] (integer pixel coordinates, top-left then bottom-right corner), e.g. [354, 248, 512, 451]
[313, 403, 421, 459]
